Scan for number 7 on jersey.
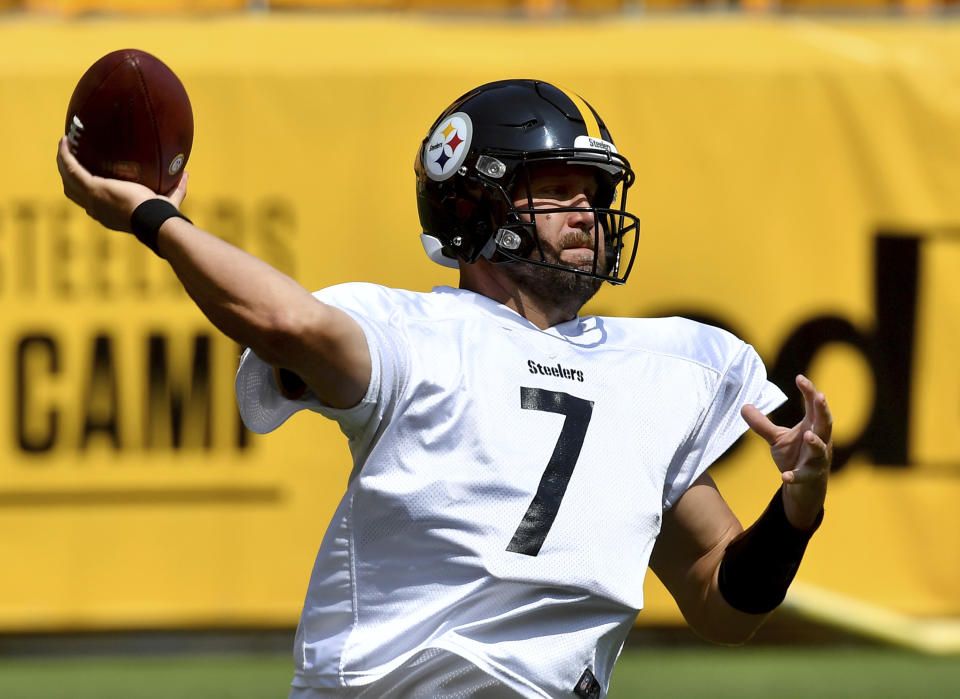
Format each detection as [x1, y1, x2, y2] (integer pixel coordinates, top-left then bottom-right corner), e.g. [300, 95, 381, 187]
[507, 387, 594, 556]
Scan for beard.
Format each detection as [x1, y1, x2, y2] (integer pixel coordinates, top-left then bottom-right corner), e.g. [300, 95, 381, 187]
[499, 229, 606, 313]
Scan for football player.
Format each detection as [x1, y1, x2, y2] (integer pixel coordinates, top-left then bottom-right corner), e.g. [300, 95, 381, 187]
[57, 79, 831, 699]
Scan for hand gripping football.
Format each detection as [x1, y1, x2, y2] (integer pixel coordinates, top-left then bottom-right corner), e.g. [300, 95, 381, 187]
[65, 49, 194, 194]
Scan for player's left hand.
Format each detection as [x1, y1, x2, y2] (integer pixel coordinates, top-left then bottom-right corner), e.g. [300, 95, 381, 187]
[56, 135, 187, 233]
[741, 374, 833, 530]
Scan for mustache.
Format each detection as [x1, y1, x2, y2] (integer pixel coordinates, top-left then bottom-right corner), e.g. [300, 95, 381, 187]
[558, 230, 600, 250]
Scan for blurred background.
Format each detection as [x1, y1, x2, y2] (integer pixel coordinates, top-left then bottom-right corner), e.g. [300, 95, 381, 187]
[1, 1, 959, 697]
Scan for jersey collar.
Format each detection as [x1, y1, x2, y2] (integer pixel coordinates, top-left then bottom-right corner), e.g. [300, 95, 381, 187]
[431, 285, 589, 339]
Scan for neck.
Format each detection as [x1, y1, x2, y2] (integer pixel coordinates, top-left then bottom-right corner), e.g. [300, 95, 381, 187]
[459, 258, 582, 330]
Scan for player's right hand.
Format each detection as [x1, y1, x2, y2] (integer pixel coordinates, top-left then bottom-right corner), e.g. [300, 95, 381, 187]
[56, 135, 188, 233]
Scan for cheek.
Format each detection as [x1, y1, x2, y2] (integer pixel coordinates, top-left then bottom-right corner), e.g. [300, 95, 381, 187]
[537, 211, 563, 229]
[533, 212, 565, 243]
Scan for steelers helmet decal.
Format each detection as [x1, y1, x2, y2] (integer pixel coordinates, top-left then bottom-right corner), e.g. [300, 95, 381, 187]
[424, 112, 473, 182]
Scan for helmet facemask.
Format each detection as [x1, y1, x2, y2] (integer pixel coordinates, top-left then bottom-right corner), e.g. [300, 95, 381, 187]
[474, 149, 640, 286]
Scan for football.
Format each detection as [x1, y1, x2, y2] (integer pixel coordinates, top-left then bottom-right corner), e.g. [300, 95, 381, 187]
[65, 49, 193, 194]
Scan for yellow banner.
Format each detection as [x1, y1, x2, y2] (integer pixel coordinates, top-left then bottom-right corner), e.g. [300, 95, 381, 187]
[1, 15, 959, 631]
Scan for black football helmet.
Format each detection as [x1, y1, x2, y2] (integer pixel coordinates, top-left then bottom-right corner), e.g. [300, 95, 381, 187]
[415, 79, 640, 285]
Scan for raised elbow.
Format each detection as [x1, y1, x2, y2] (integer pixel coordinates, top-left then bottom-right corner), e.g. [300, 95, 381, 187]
[247, 305, 316, 367]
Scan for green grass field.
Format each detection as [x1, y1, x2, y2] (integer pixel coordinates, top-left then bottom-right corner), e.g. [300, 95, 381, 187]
[1, 647, 959, 698]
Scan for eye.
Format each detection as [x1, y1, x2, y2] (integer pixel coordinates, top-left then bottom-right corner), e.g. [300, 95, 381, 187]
[534, 183, 595, 202]
[532, 182, 565, 198]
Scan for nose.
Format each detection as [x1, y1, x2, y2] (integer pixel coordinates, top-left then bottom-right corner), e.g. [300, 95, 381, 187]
[565, 194, 596, 231]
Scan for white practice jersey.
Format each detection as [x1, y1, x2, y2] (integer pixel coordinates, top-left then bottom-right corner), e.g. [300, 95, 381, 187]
[235, 284, 786, 698]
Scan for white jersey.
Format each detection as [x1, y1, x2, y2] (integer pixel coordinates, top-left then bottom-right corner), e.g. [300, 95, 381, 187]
[235, 284, 785, 698]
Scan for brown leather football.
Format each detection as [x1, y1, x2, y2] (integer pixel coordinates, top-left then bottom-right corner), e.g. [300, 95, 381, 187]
[65, 49, 193, 194]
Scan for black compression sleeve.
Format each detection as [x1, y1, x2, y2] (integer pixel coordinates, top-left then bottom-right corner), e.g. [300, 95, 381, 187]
[717, 486, 823, 615]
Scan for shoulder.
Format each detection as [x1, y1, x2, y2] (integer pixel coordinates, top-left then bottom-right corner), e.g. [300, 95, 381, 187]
[311, 283, 432, 322]
[312, 282, 411, 307]
[594, 315, 750, 376]
[312, 284, 486, 325]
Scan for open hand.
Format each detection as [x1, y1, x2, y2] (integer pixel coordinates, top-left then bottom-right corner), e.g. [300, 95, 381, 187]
[56, 135, 187, 232]
[741, 374, 833, 529]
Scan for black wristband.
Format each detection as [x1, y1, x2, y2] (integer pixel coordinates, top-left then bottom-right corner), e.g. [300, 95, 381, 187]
[129, 199, 192, 257]
[717, 486, 824, 615]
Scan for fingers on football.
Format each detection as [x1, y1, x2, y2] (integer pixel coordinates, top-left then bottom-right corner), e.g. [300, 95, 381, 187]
[164, 171, 188, 207]
[56, 138, 75, 194]
[741, 404, 779, 445]
[57, 136, 92, 200]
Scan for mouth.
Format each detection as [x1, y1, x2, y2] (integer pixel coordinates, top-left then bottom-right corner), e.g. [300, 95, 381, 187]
[561, 239, 596, 253]
[559, 248, 598, 271]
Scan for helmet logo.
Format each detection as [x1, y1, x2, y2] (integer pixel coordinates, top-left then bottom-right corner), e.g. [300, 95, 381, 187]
[574, 135, 617, 154]
[424, 111, 472, 182]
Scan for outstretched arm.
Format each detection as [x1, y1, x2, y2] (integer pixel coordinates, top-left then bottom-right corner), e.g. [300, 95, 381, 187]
[56, 136, 369, 409]
[650, 374, 833, 645]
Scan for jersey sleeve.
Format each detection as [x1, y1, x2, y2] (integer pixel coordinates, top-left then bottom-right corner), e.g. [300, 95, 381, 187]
[234, 284, 409, 451]
[661, 341, 786, 510]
